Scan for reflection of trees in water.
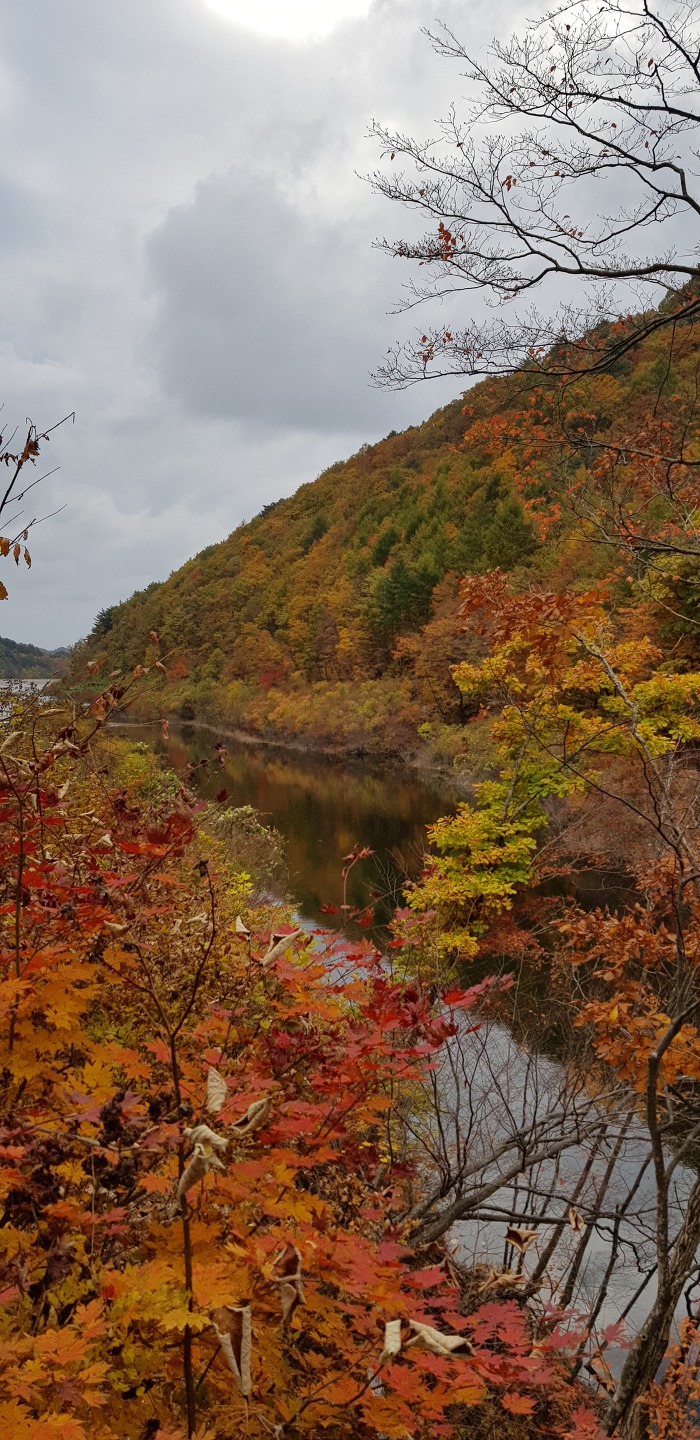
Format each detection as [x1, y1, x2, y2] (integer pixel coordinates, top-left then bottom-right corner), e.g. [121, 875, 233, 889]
[409, 1007, 693, 1369]
[116, 723, 454, 934]
[116, 724, 695, 1367]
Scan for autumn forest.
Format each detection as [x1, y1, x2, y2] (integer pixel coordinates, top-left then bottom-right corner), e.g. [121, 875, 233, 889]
[3, 2, 700, 1439]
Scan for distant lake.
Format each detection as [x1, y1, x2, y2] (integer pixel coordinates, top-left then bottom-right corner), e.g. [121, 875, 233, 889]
[113, 722, 458, 932]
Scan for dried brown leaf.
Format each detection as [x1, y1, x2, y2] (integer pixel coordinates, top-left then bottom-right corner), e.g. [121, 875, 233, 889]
[381, 1318, 403, 1360]
[178, 1124, 229, 1198]
[505, 1225, 539, 1253]
[211, 1305, 252, 1396]
[205, 1067, 228, 1115]
[262, 929, 303, 967]
[406, 1320, 473, 1358]
[231, 1098, 271, 1138]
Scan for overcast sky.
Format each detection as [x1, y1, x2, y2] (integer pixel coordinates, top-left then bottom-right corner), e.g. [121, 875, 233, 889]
[0, 0, 530, 647]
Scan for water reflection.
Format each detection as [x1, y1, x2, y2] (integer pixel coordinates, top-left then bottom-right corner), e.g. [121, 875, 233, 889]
[112, 721, 693, 1348]
[114, 723, 457, 931]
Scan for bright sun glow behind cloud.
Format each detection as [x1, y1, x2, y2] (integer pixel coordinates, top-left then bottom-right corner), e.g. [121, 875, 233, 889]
[202, 0, 372, 42]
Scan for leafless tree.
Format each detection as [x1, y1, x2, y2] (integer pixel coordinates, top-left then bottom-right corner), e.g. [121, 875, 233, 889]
[0, 416, 70, 531]
[370, 0, 699, 385]
[370, 0, 700, 573]
[0, 413, 72, 605]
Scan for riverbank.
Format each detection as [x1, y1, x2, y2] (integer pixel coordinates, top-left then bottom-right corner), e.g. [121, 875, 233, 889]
[112, 708, 477, 791]
[109, 718, 459, 934]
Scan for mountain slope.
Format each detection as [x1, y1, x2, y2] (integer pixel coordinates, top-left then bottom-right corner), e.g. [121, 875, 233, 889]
[68, 309, 700, 760]
[0, 636, 68, 679]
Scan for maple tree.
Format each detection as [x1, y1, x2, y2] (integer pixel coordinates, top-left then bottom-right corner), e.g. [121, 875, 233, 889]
[33, 8, 700, 1432]
[0, 653, 610, 1439]
[365, 20, 700, 1424]
[401, 568, 700, 1438]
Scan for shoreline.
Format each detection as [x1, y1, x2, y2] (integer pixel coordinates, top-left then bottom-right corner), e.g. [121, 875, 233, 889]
[110, 712, 471, 797]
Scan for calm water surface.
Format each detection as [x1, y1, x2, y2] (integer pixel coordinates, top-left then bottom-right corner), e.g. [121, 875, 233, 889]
[118, 723, 458, 931]
[116, 722, 691, 1343]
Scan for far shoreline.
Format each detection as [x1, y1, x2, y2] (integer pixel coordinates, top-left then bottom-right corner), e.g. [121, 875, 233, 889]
[108, 711, 473, 797]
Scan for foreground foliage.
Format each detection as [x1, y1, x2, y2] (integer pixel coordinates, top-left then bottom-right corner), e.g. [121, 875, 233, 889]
[0, 689, 604, 1439]
[406, 567, 700, 1439]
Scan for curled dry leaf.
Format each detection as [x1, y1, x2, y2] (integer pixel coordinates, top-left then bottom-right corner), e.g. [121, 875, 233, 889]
[262, 929, 304, 967]
[407, 1320, 474, 1358]
[381, 1318, 403, 1361]
[231, 1097, 271, 1138]
[178, 1123, 228, 1199]
[211, 1305, 252, 1397]
[0, 732, 23, 757]
[477, 1268, 528, 1295]
[235, 915, 251, 939]
[385, 1318, 473, 1361]
[568, 1205, 585, 1232]
[279, 1282, 301, 1325]
[185, 1123, 228, 1152]
[177, 1147, 208, 1199]
[205, 1066, 228, 1115]
[270, 1243, 304, 1325]
[505, 1225, 539, 1254]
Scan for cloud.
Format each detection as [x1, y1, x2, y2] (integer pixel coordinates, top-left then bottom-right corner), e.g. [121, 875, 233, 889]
[149, 170, 408, 433]
[0, 0, 517, 648]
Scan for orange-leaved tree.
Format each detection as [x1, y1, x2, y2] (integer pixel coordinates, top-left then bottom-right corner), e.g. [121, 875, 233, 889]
[406, 568, 700, 1438]
[0, 670, 603, 1439]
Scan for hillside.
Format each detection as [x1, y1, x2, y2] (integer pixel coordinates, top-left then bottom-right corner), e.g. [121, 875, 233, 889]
[0, 635, 68, 679]
[68, 306, 700, 762]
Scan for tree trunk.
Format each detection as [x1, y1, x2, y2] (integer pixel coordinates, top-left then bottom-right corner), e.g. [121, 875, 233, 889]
[606, 1179, 700, 1438]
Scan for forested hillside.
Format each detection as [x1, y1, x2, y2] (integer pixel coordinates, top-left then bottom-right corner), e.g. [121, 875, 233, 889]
[0, 635, 67, 678]
[69, 302, 700, 764]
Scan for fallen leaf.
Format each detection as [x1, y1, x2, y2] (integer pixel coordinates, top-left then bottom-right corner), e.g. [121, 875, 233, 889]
[263, 929, 304, 966]
[381, 1318, 403, 1360]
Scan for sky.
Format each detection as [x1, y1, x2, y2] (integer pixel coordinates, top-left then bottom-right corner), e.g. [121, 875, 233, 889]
[0, 0, 530, 647]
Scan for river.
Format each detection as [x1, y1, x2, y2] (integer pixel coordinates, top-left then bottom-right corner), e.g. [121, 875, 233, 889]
[112, 721, 694, 1357]
[116, 721, 457, 932]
